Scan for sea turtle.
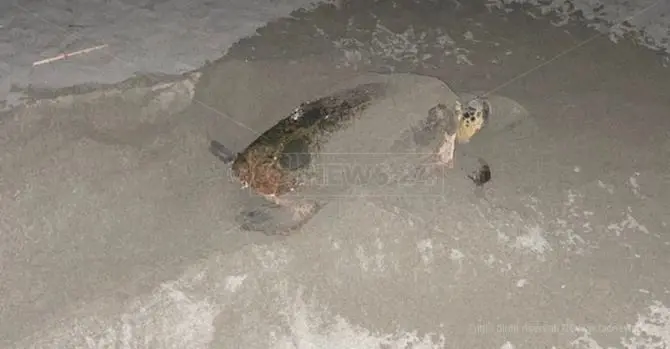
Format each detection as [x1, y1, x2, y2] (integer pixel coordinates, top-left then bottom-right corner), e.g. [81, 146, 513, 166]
[456, 97, 490, 144]
[209, 73, 490, 235]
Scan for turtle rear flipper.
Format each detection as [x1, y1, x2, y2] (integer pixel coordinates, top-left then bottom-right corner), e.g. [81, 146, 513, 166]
[236, 198, 323, 236]
[209, 140, 236, 164]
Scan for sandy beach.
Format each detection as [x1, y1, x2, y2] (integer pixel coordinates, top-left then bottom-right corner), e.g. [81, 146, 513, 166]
[2, 0, 669, 348]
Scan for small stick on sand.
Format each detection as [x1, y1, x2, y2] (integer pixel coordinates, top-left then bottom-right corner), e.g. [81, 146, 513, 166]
[32, 44, 108, 67]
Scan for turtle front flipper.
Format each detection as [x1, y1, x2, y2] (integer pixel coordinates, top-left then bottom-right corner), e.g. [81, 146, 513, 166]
[432, 102, 461, 168]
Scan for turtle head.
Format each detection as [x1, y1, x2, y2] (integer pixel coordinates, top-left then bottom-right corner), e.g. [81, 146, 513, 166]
[465, 97, 491, 125]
